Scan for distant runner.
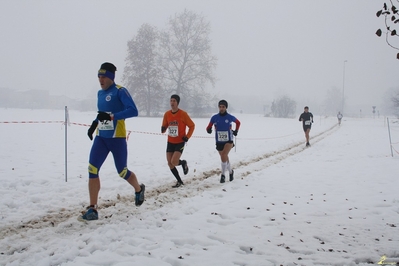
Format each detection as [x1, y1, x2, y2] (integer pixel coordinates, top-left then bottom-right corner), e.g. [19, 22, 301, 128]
[299, 106, 313, 147]
[337, 111, 343, 125]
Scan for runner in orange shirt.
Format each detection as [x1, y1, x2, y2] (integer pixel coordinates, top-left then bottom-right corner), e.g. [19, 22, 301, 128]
[161, 95, 195, 187]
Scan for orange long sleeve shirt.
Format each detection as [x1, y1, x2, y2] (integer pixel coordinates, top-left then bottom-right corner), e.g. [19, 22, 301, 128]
[162, 109, 195, 144]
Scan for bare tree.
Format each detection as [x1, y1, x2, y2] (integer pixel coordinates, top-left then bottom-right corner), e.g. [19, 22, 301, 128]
[123, 24, 165, 116]
[270, 96, 297, 118]
[380, 87, 399, 116]
[391, 90, 399, 117]
[159, 9, 217, 112]
[376, 1, 399, 59]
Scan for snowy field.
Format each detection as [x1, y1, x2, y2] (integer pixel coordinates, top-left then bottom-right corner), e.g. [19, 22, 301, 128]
[0, 108, 398, 266]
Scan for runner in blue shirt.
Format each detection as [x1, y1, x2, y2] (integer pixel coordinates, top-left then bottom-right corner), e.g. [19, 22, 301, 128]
[206, 100, 241, 183]
[80, 62, 145, 221]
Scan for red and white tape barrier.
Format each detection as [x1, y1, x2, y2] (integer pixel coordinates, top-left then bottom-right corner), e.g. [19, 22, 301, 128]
[0, 121, 64, 124]
[0, 120, 301, 140]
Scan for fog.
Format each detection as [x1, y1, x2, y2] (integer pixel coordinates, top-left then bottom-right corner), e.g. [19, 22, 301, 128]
[0, 0, 398, 115]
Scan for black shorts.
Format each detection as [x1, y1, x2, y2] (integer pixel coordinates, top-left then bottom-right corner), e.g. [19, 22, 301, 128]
[166, 142, 185, 153]
[216, 141, 234, 151]
[303, 126, 311, 132]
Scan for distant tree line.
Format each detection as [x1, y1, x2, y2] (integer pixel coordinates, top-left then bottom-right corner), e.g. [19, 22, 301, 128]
[268, 88, 344, 118]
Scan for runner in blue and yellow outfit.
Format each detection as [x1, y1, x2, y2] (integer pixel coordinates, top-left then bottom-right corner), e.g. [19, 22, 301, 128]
[80, 62, 145, 221]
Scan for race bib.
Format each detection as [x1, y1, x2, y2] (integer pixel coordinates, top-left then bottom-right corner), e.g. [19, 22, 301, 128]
[98, 120, 114, 130]
[168, 126, 178, 137]
[305, 120, 311, 126]
[217, 131, 229, 142]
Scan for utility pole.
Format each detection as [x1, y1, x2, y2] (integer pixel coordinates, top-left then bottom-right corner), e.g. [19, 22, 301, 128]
[342, 60, 347, 113]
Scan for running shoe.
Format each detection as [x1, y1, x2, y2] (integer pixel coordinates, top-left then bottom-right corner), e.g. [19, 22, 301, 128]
[172, 181, 184, 188]
[229, 170, 234, 181]
[220, 174, 225, 183]
[182, 160, 189, 175]
[80, 207, 98, 221]
[135, 184, 145, 206]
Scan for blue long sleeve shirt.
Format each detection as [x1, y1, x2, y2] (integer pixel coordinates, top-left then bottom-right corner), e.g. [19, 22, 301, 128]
[208, 112, 239, 143]
[95, 83, 138, 138]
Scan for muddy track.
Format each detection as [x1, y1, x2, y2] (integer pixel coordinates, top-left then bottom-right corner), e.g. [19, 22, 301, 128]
[0, 124, 338, 240]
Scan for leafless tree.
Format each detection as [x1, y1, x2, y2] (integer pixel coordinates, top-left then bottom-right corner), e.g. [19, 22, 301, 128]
[376, 1, 399, 59]
[159, 9, 217, 112]
[271, 96, 297, 118]
[123, 24, 165, 116]
[391, 90, 399, 117]
[393, 93, 399, 107]
[380, 87, 399, 116]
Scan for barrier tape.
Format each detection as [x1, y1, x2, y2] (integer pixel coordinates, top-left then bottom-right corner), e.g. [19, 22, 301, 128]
[70, 122, 90, 127]
[0, 121, 64, 124]
[69, 122, 214, 139]
[0, 120, 302, 140]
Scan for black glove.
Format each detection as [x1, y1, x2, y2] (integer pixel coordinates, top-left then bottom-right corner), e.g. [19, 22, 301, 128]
[182, 136, 189, 142]
[88, 121, 98, 140]
[232, 130, 238, 136]
[97, 111, 112, 122]
[161, 126, 166, 133]
[206, 127, 212, 134]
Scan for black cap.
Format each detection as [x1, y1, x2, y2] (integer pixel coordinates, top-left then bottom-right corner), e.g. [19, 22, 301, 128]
[218, 99, 228, 108]
[100, 62, 117, 74]
[171, 94, 180, 104]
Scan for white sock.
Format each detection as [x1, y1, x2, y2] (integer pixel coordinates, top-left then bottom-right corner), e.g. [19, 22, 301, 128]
[227, 161, 232, 173]
[221, 162, 227, 176]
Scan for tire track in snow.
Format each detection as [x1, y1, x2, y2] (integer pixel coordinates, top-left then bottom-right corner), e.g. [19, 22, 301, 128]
[0, 124, 339, 245]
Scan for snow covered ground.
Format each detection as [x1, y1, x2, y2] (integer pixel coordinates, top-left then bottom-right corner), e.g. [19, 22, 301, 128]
[0, 108, 398, 266]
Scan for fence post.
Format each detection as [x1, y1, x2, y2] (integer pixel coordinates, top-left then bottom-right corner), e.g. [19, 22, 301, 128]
[65, 106, 68, 182]
[387, 117, 393, 157]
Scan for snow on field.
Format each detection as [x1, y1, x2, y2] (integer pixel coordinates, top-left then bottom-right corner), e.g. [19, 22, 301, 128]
[0, 108, 398, 266]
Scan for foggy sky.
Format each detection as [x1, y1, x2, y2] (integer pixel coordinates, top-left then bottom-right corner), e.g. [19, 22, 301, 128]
[1, 0, 398, 114]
